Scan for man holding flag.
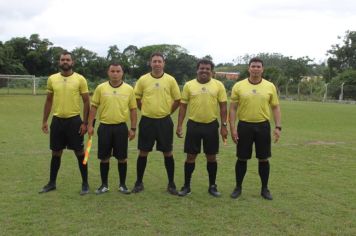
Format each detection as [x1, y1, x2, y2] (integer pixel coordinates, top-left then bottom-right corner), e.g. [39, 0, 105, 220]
[39, 51, 90, 195]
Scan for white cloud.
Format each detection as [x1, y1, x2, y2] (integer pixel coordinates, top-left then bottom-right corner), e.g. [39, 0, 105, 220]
[0, 0, 355, 63]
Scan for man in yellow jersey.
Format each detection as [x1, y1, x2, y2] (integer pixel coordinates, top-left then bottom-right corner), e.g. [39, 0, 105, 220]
[87, 63, 137, 195]
[229, 57, 281, 200]
[39, 51, 90, 195]
[176, 59, 228, 197]
[132, 52, 181, 195]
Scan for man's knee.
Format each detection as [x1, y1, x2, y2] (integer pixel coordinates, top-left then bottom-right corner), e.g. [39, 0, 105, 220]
[186, 154, 197, 163]
[206, 155, 217, 162]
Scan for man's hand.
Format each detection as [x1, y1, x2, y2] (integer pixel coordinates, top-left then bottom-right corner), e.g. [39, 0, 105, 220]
[128, 129, 136, 141]
[176, 125, 183, 138]
[231, 130, 239, 144]
[220, 126, 228, 144]
[87, 125, 94, 136]
[79, 123, 87, 136]
[42, 122, 49, 134]
[273, 128, 281, 143]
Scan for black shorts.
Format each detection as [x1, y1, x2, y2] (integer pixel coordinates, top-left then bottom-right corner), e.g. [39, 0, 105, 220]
[50, 115, 84, 152]
[236, 120, 271, 159]
[138, 115, 173, 152]
[97, 123, 128, 160]
[184, 119, 219, 155]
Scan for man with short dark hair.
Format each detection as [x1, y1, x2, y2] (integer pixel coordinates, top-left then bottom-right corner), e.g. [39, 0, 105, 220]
[229, 57, 282, 200]
[176, 59, 228, 197]
[39, 51, 90, 195]
[88, 63, 137, 195]
[132, 52, 181, 195]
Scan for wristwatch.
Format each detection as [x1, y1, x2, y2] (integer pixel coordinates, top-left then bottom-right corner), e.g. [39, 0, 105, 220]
[275, 126, 282, 131]
[222, 122, 227, 127]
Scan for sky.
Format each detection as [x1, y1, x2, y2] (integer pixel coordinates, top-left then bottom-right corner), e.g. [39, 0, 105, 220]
[0, 0, 355, 64]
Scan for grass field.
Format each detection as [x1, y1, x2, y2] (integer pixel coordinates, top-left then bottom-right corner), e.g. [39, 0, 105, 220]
[0, 95, 355, 235]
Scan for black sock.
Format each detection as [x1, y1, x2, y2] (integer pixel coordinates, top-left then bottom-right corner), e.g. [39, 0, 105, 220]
[259, 161, 270, 189]
[184, 162, 195, 188]
[236, 160, 247, 188]
[49, 155, 61, 184]
[100, 162, 109, 186]
[207, 161, 217, 186]
[136, 156, 147, 184]
[76, 154, 88, 184]
[118, 162, 127, 185]
[164, 156, 175, 184]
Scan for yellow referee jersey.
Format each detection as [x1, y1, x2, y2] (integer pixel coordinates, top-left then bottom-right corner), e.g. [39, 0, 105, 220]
[230, 78, 279, 122]
[181, 78, 227, 123]
[91, 81, 137, 124]
[134, 73, 181, 118]
[47, 72, 89, 118]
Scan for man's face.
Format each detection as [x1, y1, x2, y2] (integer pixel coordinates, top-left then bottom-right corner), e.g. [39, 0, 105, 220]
[248, 62, 264, 78]
[150, 56, 165, 74]
[197, 63, 212, 81]
[59, 54, 74, 71]
[108, 65, 123, 81]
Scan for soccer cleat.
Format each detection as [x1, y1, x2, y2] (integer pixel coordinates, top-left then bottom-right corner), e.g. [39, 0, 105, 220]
[178, 186, 191, 197]
[80, 182, 90, 195]
[118, 184, 131, 194]
[208, 184, 221, 197]
[261, 188, 273, 200]
[95, 185, 109, 195]
[230, 186, 242, 199]
[167, 182, 178, 195]
[131, 182, 144, 193]
[39, 182, 56, 194]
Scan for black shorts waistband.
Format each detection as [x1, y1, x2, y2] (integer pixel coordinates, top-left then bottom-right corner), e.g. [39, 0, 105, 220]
[238, 120, 269, 125]
[53, 115, 80, 121]
[100, 122, 126, 126]
[188, 119, 218, 125]
[141, 115, 171, 121]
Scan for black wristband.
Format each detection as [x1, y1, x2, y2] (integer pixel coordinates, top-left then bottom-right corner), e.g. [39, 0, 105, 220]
[130, 128, 136, 131]
[275, 126, 282, 131]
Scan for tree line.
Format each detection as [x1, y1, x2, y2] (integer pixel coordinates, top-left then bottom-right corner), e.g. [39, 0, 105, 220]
[1, 31, 355, 99]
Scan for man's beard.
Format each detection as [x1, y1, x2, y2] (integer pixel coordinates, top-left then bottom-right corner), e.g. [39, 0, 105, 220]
[59, 64, 73, 71]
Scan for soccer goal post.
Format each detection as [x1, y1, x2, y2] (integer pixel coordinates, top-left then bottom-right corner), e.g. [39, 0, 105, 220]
[0, 74, 47, 95]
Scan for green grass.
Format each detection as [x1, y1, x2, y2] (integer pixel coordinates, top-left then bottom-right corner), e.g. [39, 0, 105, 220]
[0, 95, 355, 235]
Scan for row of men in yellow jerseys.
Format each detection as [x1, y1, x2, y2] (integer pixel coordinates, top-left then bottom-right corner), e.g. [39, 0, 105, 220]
[39, 51, 281, 200]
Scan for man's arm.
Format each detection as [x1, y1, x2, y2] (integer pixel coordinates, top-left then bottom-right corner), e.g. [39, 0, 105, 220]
[80, 93, 90, 136]
[272, 105, 282, 143]
[219, 101, 228, 141]
[136, 99, 142, 110]
[171, 99, 180, 114]
[42, 93, 53, 134]
[176, 103, 187, 138]
[229, 102, 238, 144]
[87, 105, 97, 136]
[128, 108, 137, 141]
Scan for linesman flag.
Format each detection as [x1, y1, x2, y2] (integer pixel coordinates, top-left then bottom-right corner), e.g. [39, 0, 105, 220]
[83, 119, 95, 165]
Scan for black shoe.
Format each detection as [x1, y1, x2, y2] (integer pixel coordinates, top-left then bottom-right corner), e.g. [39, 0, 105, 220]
[80, 182, 90, 195]
[95, 184, 109, 195]
[208, 184, 221, 197]
[261, 188, 273, 200]
[39, 182, 56, 194]
[167, 182, 178, 195]
[118, 184, 131, 194]
[178, 186, 191, 197]
[231, 186, 242, 199]
[131, 182, 144, 193]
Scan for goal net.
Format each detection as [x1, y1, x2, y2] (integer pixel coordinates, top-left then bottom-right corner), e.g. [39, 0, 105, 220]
[0, 74, 48, 95]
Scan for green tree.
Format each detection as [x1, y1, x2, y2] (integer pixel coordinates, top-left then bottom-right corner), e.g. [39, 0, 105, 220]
[327, 31, 356, 72]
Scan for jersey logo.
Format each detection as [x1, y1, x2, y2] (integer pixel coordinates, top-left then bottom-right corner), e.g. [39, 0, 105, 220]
[252, 89, 257, 94]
